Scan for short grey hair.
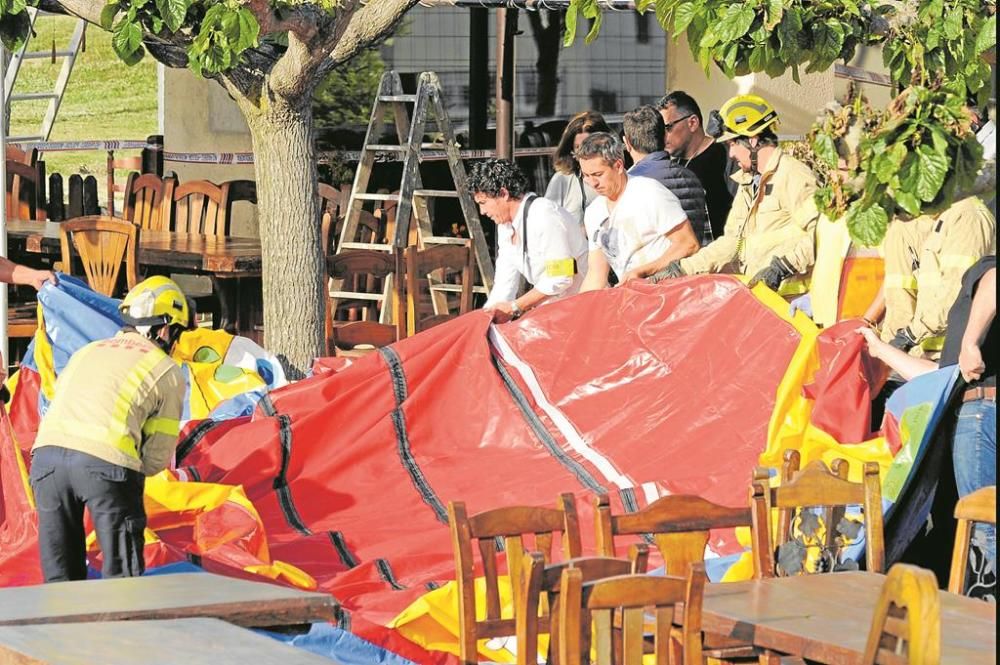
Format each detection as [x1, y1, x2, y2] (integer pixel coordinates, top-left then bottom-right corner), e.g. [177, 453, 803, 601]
[574, 132, 624, 165]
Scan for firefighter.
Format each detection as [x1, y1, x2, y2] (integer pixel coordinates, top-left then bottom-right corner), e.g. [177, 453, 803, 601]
[29, 276, 190, 582]
[650, 94, 819, 297]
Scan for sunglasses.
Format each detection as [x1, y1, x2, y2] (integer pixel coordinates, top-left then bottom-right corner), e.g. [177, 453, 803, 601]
[664, 113, 694, 132]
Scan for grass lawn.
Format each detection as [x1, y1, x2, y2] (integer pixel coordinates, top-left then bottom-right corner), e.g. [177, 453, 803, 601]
[8, 15, 158, 201]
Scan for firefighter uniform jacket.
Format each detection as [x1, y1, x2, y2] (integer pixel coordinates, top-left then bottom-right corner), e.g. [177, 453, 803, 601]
[34, 331, 185, 476]
[679, 149, 819, 295]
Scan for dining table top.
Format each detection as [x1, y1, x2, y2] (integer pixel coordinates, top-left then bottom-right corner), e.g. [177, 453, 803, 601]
[699, 571, 995, 664]
[6, 219, 262, 275]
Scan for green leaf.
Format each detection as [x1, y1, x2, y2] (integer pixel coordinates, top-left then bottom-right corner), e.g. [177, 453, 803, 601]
[912, 144, 950, 201]
[808, 19, 845, 73]
[764, 0, 783, 30]
[777, 7, 803, 59]
[0, 12, 30, 51]
[715, 3, 755, 42]
[584, 6, 603, 44]
[925, 26, 941, 51]
[111, 18, 143, 60]
[845, 202, 889, 247]
[235, 7, 260, 52]
[943, 8, 963, 40]
[813, 133, 839, 168]
[8, 0, 25, 14]
[673, 1, 697, 35]
[155, 0, 189, 33]
[100, 2, 119, 30]
[976, 14, 996, 54]
[563, 2, 578, 46]
[748, 44, 768, 72]
[894, 190, 922, 217]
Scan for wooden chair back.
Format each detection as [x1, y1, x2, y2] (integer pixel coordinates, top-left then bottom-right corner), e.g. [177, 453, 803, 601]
[222, 179, 257, 227]
[319, 183, 352, 253]
[123, 173, 175, 231]
[171, 179, 228, 236]
[448, 494, 583, 665]
[59, 216, 140, 297]
[751, 457, 884, 578]
[557, 564, 705, 665]
[404, 242, 474, 336]
[6, 145, 37, 165]
[325, 249, 404, 354]
[6, 158, 46, 221]
[517, 551, 648, 665]
[594, 493, 751, 577]
[106, 151, 143, 216]
[861, 563, 940, 665]
[948, 485, 996, 595]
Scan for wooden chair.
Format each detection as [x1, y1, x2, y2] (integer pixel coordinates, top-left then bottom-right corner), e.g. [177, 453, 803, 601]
[594, 492, 757, 663]
[948, 485, 996, 596]
[222, 179, 258, 221]
[325, 249, 405, 355]
[861, 563, 941, 665]
[6, 159, 47, 221]
[106, 150, 143, 216]
[751, 458, 884, 578]
[557, 564, 705, 665]
[59, 216, 140, 297]
[6, 145, 37, 165]
[517, 551, 648, 665]
[318, 183, 352, 252]
[170, 179, 228, 236]
[448, 494, 583, 665]
[123, 173, 175, 231]
[404, 242, 474, 337]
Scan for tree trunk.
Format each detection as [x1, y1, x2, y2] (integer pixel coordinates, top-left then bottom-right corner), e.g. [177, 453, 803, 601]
[243, 93, 325, 379]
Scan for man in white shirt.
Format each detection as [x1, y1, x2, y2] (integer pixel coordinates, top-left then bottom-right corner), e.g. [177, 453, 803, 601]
[576, 133, 700, 291]
[471, 159, 589, 322]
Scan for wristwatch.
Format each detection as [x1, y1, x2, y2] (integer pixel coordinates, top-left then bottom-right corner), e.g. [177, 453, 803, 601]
[510, 301, 524, 319]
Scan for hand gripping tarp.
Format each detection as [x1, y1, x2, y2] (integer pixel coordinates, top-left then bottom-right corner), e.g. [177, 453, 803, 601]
[1, 275, 958, 664]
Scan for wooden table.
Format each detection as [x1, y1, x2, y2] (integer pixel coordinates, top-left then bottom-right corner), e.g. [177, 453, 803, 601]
[0, 573, 337, 629]
[6, 220, 263, 335]
[700, 571, 995, 664]
[0, 618, 335, 664]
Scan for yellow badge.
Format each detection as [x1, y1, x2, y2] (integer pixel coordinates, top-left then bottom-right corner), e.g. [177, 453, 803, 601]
[545, 258, 577, 278]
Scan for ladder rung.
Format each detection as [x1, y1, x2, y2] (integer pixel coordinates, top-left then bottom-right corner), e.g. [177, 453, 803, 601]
[378, 94, 418, 102]
[413, 189, 459, 198]
[340, 242, 391, 251]
[423, 236, 471, 246]
[19, 50, 75, 60]
[329, 292, 385, 301]
[10, 92, 59, 101]
[430, 284, 489, 295]
[7, 136, 43, 142]
[366, 144, 406, 152]
[354, 192, 401, 202]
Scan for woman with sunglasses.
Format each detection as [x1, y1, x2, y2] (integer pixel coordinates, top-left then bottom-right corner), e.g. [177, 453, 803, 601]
[544, 111, 612, 226]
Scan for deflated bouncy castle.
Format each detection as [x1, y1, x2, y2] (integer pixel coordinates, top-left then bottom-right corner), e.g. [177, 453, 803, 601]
[0, 274, 961, 663]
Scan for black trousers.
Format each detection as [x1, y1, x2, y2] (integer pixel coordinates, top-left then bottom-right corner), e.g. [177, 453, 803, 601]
[30, 446, 147, 582]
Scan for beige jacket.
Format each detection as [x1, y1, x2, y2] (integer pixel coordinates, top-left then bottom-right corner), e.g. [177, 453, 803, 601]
[34, 331, 185, 475]
[680, 149, 819, 292]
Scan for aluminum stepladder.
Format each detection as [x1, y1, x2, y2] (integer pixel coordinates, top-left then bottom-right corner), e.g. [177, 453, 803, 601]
[332, 70, 494, 326]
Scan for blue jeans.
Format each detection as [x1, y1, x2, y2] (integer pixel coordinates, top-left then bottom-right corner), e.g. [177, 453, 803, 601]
[952, 398, 996, 597]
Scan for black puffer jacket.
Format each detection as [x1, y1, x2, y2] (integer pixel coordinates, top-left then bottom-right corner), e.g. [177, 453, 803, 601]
[628, 151, 711, 243]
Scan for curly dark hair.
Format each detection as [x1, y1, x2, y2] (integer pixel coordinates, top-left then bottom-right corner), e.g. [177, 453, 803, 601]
[468, 159, 530, 198]
[553, 111, 613, 175]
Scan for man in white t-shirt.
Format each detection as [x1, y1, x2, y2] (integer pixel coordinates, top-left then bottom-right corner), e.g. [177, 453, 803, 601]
[471, 159, 590, 322]
[576, 132, 700, 291]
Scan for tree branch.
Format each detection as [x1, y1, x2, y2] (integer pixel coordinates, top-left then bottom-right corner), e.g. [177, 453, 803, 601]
[321, 0, 418, 75]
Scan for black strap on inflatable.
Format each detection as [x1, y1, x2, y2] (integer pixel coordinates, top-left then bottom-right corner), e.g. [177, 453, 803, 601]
[175, 418, 226, 464]
[273, 414, 312, 535]
[375, 558, 407, 590]
[378, 347, 449, 523]
[328, 531, 359, 569]
[258, 392, 277, 416]
[489, 352, 607, 495]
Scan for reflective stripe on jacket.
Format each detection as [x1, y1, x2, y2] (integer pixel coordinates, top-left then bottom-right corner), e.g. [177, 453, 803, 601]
[33, 331, 186, 475]
[679, 149, 819, 292]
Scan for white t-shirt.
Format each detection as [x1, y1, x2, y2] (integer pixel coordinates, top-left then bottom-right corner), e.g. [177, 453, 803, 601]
[583, 176, 689, 279]
[485, 195, 590, 307]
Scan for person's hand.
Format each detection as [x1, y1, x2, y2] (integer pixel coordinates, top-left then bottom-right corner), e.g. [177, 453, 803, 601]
[620, 268, 646, 285]
[857, 326, 887, 360]
[959, 342, 986, 383]
[748, 256, 795, 290]
[788, 293, 813, 319]
[484, 301, 515, 324]
[26, 269, 57, 291]
[647, 260, 685, 284]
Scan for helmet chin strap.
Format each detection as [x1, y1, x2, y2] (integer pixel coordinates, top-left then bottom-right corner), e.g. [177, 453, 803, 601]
[747, 138, 761, 176]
